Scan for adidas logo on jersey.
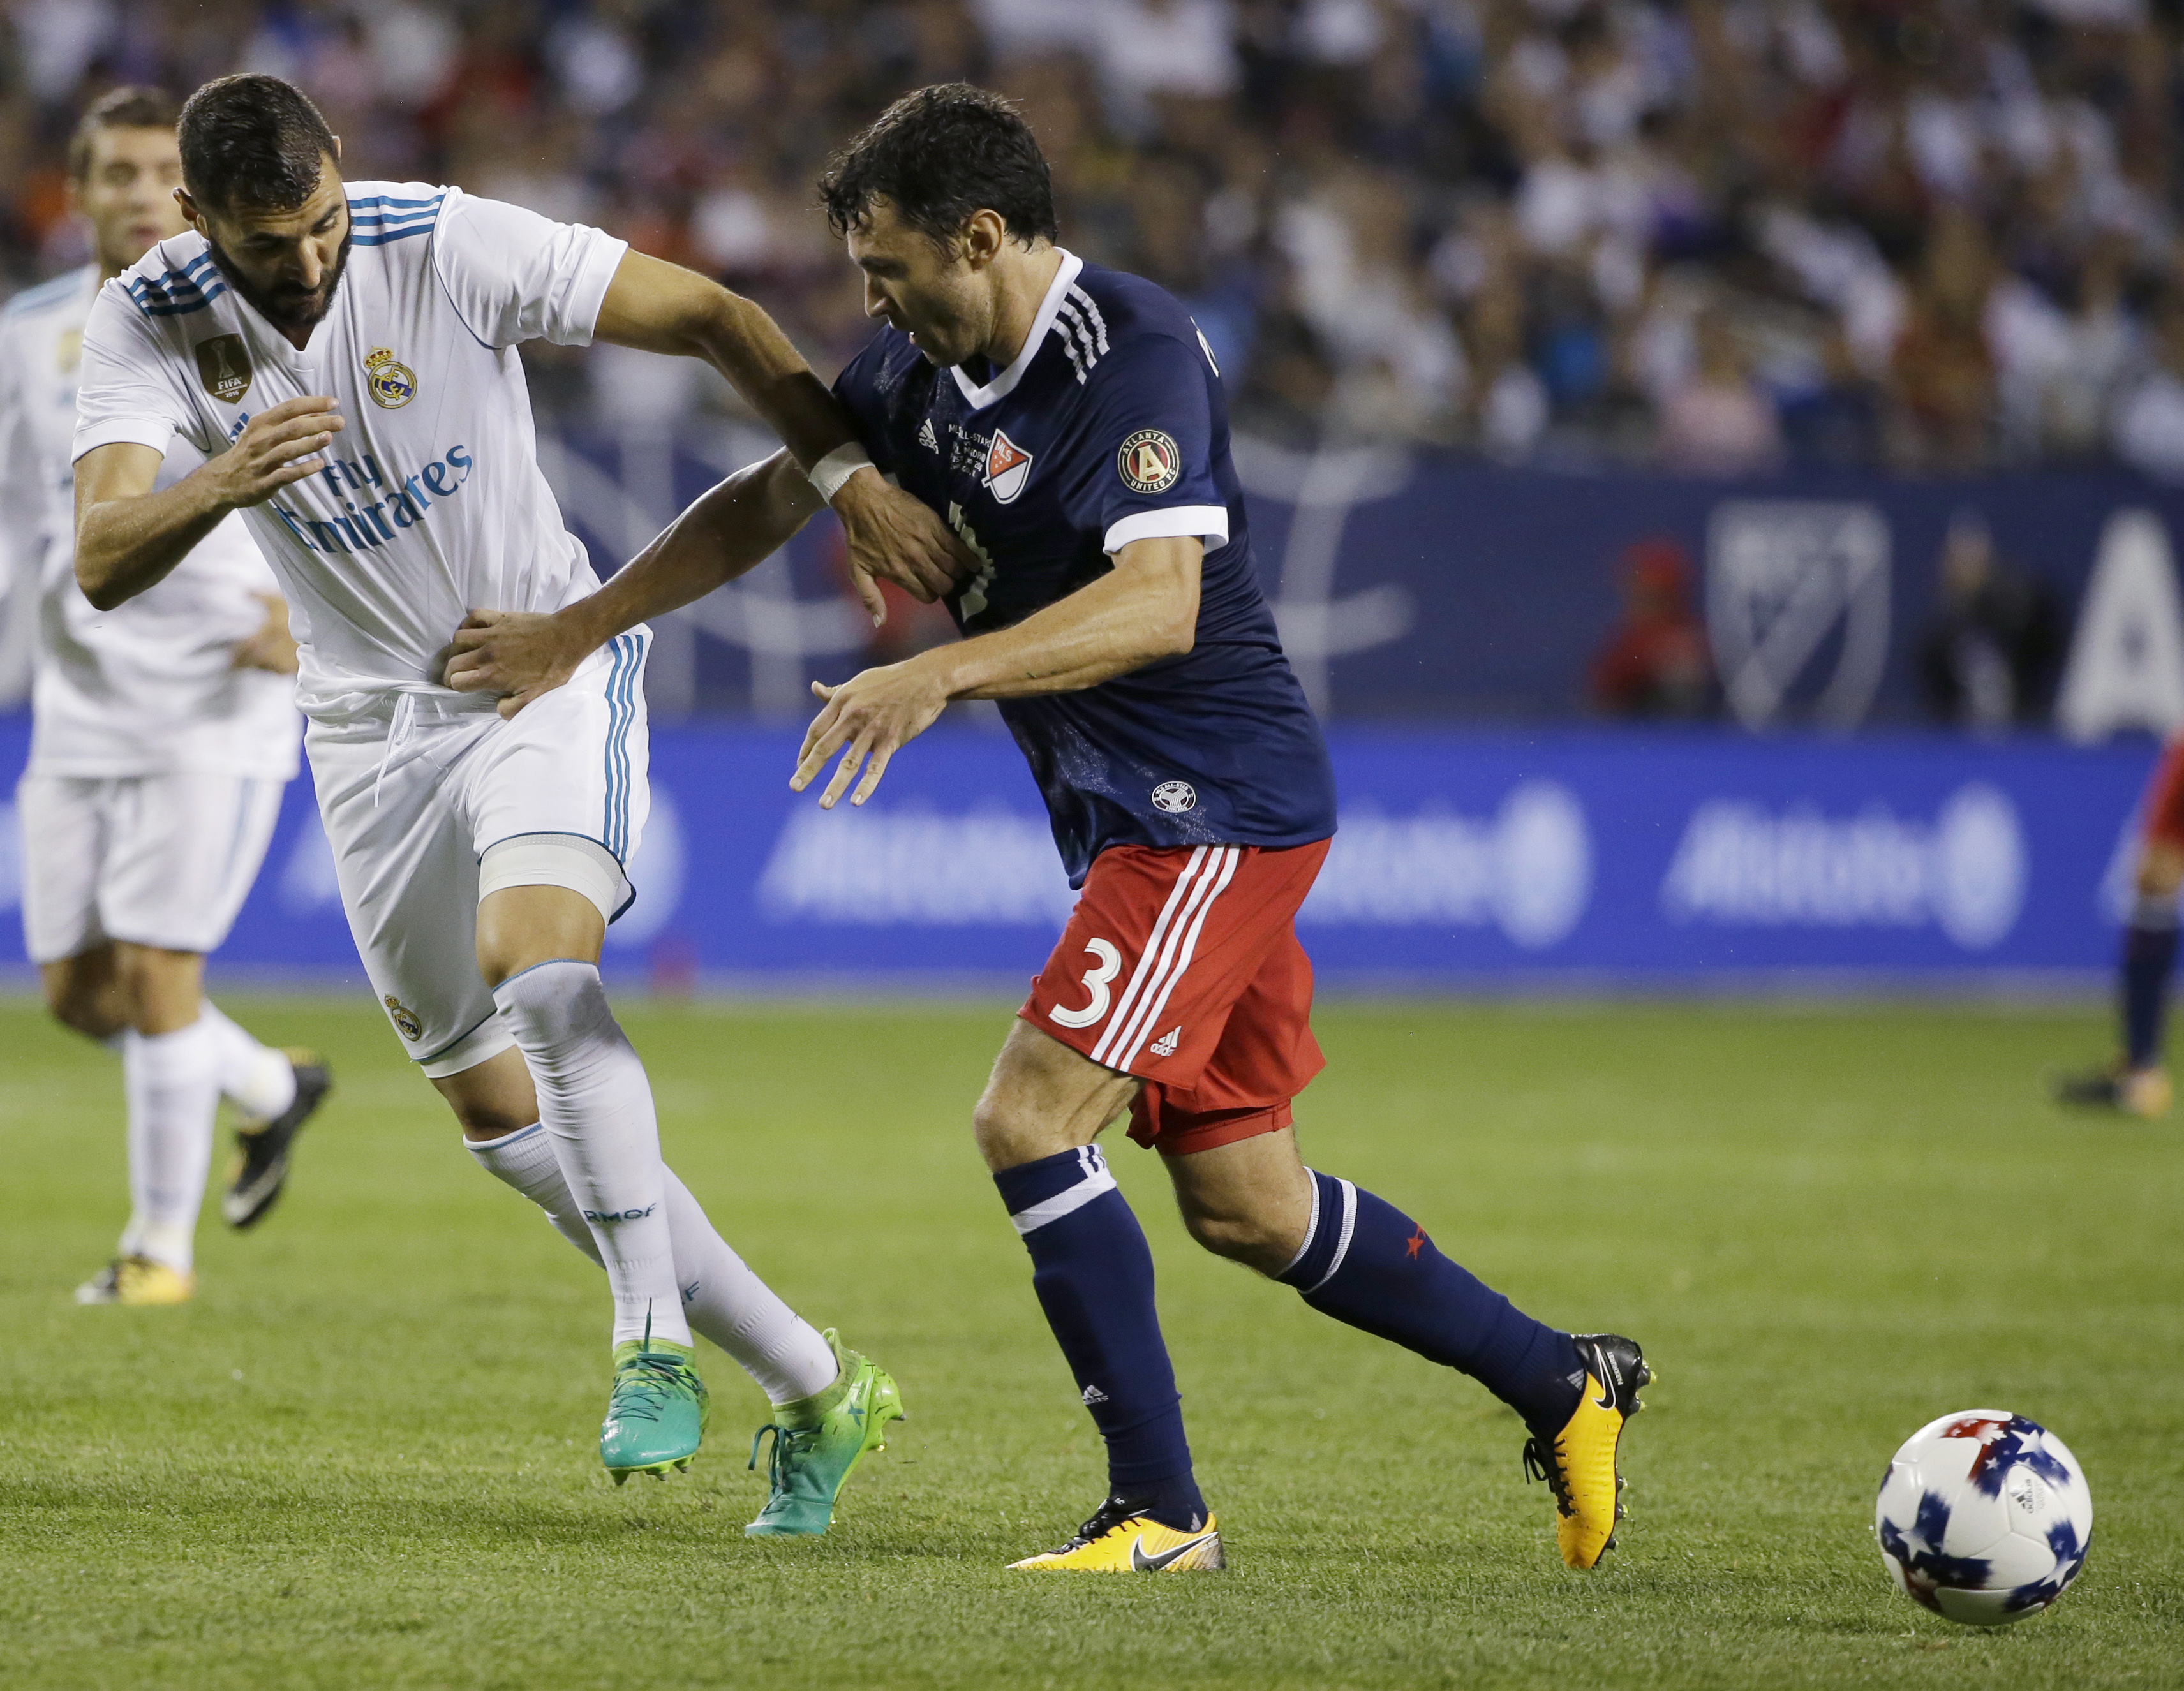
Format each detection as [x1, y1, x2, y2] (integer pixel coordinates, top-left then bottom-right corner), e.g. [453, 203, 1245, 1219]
[1081, 1383, 1110, 1405]
[1150, 1028, 1181, 1058]
[917, 417, 938, 452]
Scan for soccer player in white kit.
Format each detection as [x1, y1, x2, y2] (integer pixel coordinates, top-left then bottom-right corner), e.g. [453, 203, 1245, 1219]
[3, 89, 331, 1310]
[70, 74, 965, 1533]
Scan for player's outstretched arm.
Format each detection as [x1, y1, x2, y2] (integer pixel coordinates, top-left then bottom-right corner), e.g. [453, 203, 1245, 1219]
[590, 251, 970, 605]
[445, 447, 824, 718]
[74, 397, 341, 611]
[792, 536, 1202, 809]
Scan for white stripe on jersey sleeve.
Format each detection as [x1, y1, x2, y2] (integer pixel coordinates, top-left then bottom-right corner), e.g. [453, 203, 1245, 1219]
[73, 281, 198, 464]
[1103, 505, 1231, 556]
[430, 185, 631, 350]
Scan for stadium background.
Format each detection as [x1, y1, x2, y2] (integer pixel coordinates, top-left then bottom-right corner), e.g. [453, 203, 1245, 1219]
[2, 0, 2183, 986]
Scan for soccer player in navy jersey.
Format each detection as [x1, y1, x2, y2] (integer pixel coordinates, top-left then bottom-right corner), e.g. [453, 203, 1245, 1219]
[447, 84, 1650, 1572]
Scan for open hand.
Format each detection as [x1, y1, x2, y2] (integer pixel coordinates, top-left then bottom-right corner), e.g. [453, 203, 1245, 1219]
[443, 608, 585, 718]
[791, 658, 951, 808]
[210, 395, 343, 508]
[230, 592, 299, 674]
[830, 469, 974, 611]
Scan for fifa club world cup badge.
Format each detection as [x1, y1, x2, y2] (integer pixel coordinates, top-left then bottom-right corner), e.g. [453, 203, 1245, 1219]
[364, 345, 418, 410]
[1118, 429, 1181, 494]
[983, 429, 1032, 503]
[383, 994, 424, 1041]
[193, 333, 252, 403]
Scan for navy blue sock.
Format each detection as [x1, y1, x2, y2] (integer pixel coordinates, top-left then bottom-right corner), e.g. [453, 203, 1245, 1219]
[2123, 917, 2179, 1069]
[994, 1146, 1207, 1532]
[1279, 1170, 1584, 1436]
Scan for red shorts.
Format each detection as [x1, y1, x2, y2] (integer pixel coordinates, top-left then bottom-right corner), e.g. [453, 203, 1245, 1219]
[1020, 839, 1331, 1156]
[2145, 737, 2184, 852]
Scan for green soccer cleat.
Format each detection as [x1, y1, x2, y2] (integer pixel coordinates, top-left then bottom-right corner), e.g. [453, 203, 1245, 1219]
[600, 1335, 709, 1484]
[744, 1329, 906, 1537]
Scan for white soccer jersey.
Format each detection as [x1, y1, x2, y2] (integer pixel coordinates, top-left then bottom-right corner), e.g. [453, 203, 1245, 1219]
[71, 182, 629, 718]
[0, 263, 297, 778]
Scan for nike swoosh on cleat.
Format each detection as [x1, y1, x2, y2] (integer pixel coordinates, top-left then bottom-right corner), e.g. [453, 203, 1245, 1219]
[1131, 1530, 1217, 1571]
[1586, 1345, 1619, 1410]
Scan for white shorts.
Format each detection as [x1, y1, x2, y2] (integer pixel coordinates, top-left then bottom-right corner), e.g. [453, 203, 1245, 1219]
[308, 631, 650, 1077]
[17, 769, 286, 963]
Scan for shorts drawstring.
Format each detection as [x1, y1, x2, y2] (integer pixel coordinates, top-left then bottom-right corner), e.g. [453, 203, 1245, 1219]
[373, 691, 422, 809]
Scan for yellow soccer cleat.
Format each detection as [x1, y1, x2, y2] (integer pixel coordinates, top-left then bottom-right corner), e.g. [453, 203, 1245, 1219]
[2053, 1063, 2171, 1118]
[1009, 1495, 1224, 1572]
[1524, 1333, 1651, 1569]
[74, 1255, 195, 1307]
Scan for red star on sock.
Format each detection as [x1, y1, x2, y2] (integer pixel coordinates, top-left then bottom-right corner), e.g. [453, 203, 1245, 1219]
[1405, 1226, 1427, 1259]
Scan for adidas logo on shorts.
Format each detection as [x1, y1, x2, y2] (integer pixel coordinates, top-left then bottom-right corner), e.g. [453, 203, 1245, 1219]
[1082, 1383, 1109, 1405]
[1150, 1028, 1181, 1058]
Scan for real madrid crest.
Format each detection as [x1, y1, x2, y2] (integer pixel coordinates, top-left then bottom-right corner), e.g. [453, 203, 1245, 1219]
[193, 333, 251, 403]
[383, 994, 424, 1041]
[364, 345, 417, 409]
[1117, 429, 1181, 495]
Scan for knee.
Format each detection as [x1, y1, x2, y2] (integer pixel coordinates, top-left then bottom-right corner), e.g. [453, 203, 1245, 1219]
[2141, 845, 2184, 902]
[110, 945, 201, 1034]
[972, 1089, 1045, 1173]
[1178, 1200, 1298, 1276]
[455, 1099, 539, 1142]
[45, 982, 119, 1041]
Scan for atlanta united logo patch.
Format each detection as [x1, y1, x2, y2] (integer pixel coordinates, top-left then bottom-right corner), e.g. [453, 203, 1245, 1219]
[1118, 429, 1181, 494]
[383, 995, 424, 1041]
[1152, 780, 1196, 813]
[193, 334, 251, 404]
[364, 346, 417, 409]
[983, 428, 1032, 503]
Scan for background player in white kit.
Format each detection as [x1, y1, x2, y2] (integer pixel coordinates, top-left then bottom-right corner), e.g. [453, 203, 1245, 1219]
[68, 74, 964, 1533]
[2, 89, 331, 1310]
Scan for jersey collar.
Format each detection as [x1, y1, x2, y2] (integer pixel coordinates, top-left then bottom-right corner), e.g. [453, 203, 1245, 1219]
[949, 248, 1082, 411]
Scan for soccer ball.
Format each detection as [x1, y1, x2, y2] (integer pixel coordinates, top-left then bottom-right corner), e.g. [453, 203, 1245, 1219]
[1874, 1410, 2091, 1626]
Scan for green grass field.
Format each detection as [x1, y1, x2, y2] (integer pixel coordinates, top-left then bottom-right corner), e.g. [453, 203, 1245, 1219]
[3, 993, 2179, 1690]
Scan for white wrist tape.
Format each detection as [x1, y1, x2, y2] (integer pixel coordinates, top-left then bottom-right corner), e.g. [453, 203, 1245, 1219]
[808, 444, 875, 504]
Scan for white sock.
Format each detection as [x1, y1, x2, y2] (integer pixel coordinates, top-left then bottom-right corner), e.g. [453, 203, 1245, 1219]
[466, 1122, 837, 1403]
[119, 1020, 221, 1271]
[197, 1002, 298, 1120]
[493, 961, 692, 1349]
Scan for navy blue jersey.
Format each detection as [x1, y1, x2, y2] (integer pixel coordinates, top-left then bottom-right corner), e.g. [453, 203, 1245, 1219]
[832, 252, 1337, 886]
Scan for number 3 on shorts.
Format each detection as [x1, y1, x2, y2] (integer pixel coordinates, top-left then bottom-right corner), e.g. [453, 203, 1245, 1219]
[1049, 938, 1122, 1029]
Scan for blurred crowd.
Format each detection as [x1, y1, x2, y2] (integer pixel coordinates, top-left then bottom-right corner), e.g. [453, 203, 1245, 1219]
[7, 0, 2184, 475]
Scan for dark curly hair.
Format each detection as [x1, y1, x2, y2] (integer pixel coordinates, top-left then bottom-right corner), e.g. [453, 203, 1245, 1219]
[818, 83, 1059, 250]
[177, 73, 337, 214]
